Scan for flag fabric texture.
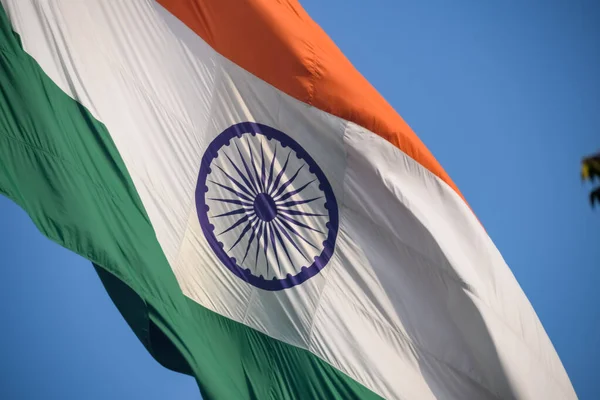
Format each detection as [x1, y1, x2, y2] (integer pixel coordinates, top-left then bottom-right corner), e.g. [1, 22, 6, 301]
[0, 1, 576, 399]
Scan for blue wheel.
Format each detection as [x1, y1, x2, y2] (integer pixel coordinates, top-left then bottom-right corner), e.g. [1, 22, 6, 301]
[196, 122, 339, 291]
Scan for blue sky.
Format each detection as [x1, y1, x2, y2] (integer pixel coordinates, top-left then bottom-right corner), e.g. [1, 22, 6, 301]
[1, 0, 598, 399]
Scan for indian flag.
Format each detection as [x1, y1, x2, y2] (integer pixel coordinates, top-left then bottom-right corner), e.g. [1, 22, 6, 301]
[0, 1, 576, 399]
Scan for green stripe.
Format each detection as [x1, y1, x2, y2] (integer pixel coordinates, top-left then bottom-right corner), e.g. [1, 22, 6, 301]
[0, 6, 382, 400]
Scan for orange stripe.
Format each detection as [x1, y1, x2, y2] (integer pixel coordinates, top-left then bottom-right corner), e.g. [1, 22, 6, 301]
[157, 0, 467, 205]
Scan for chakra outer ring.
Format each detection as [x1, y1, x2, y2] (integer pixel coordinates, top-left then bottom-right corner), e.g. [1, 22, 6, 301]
[195, 122, 339, 291]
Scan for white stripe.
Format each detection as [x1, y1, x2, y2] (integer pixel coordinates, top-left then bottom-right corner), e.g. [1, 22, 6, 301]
[3, 0, 576, 398]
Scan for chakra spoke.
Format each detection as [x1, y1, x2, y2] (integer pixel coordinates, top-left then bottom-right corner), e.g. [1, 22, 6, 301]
[277, 196, 323, 208]
[278, 213, 324, 234]
[218, 213, 251, 236]
[210, 208, 251, 218]
[268, 150, 292, 194]
[246, 138, 264, 193]
[241, 219, 262, 264]
[260, 143, 268, 191]
[272, 165, 304, 199]
[208, 198, 254, 207]
[214, 165, 255, 198]
[263, 222, 270, 275]
[269, 222, 282, 272]
[274, 179, 315, 202]
[272, 219, 309, 261]
[275, 217, 320, 251]
[224, 151, 258, 195]
[273, 224, 294, 266]
[266, 143, 278, 191]
[254, 221, 265, 268]
[228, 215, 258, 251]
[208, 179, 254, 202]
[278, 208, 327, 217]
[233, 141, 260, 194]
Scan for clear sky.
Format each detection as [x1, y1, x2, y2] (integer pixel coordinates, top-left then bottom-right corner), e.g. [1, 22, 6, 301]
[1, 0, 598, 399]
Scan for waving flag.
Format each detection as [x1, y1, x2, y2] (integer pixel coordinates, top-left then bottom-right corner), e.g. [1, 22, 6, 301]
[0, 1, 576, 399]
